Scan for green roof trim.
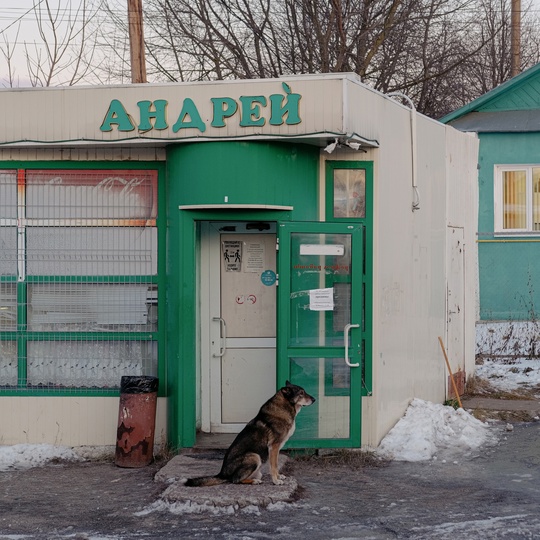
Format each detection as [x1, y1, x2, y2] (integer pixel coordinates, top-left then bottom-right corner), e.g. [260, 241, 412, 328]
[441, 62, 540, 124]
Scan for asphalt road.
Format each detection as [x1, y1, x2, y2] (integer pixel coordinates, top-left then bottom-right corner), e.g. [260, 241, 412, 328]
[1, 421, 540, 539]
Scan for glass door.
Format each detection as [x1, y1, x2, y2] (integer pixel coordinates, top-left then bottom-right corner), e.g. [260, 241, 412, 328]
[277, 222, 364, 448]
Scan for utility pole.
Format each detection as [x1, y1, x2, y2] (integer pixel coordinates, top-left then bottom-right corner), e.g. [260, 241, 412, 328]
[511, 0, 521, 77]
[128, 0, 147, 83]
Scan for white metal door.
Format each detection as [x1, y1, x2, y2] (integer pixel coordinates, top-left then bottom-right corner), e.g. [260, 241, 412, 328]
[447, 226, 465, 370]
[200, 222, 277, 433]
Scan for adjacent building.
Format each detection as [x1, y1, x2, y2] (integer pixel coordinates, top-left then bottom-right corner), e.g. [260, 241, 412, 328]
[443, 63, 540, 361]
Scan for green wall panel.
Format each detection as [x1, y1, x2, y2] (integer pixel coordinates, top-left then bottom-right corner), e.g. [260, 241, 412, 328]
[166, 141, 319, 220]
[479, 242, 540, 320]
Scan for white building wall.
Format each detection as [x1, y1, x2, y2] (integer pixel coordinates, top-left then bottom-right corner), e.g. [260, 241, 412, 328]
[444, 129, 479, 379]
[341, 83, 478, 447]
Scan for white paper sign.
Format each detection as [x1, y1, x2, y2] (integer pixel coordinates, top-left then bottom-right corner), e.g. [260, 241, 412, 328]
[245, 242, 265, 272]
[309, 287, 334, 311]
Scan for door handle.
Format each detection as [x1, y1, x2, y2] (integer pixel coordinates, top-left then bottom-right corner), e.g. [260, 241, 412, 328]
[212, 317, 227, 357]
[344, 323, 360, 367]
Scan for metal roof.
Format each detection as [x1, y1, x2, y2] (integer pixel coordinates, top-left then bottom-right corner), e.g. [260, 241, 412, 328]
[448, 109, 540, 132]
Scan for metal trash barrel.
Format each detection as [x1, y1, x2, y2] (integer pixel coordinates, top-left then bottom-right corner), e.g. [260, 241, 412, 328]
[115, 375, 159, 468]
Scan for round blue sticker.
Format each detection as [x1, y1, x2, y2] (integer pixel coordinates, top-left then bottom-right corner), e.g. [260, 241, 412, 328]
[261, 270, 277, 286]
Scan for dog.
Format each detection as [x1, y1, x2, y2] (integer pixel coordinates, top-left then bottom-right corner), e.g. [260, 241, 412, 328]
[185, 381, 315, 486]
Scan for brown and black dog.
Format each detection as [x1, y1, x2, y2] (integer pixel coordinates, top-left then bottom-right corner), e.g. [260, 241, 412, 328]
[185, 381, 315, 486]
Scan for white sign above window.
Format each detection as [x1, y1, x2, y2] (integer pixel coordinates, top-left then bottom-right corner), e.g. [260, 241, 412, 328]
[300, 244, 345, 256]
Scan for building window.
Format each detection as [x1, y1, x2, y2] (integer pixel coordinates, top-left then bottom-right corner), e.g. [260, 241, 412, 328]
[326, 161, 371, 222]
[495, 165, 540, 233]
[0, 169, 159, 393]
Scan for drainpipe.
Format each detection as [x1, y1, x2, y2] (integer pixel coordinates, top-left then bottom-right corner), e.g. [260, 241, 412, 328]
[387, 92, 420, 212]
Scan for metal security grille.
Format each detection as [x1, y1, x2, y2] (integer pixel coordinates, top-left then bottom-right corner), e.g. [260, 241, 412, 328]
[0, 169, 159, 392]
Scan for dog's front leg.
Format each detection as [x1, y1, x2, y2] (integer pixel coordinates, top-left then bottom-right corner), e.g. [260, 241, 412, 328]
[268, 444, 285, 485]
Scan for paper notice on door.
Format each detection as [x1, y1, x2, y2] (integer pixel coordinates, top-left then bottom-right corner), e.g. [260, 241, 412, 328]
[245, 242, 265, 273]
[309, 287, 334, 311]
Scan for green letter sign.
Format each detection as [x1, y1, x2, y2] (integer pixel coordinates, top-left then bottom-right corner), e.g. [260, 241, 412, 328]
[100, 99, 135, 132]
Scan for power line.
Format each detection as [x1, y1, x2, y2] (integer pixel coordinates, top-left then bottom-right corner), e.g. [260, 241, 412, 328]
[0, 0, 46, 37]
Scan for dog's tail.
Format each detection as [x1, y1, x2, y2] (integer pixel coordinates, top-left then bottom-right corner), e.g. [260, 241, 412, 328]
[184, 475, 228, 487]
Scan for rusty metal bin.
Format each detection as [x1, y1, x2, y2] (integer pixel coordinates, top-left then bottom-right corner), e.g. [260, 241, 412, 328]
[115, 375, 159, 468]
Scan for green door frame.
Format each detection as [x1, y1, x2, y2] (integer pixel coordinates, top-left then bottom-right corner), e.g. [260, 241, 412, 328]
[172, 208, 292, 449]
[277, 221, 364, 448]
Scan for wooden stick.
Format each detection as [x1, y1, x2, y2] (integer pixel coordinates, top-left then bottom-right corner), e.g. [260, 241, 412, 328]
[438, 336, 463, 409]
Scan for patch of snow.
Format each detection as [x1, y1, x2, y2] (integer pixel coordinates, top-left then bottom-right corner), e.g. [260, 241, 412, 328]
[476, 357, 540, 392]
[0, 444, 82, 471]
[376, 399, 497, 462]
[135, 499, 237, 516]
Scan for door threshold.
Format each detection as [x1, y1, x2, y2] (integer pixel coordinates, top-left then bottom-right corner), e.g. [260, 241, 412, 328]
[193, 432, 235, 451]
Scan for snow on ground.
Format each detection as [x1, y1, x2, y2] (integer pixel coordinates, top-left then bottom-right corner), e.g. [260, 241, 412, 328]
[0, 357, 537, 469]
[476, 357, 540, 393]
[0, 444, 82, 472]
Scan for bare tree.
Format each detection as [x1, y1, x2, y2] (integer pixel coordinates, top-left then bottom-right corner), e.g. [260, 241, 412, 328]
[0, 0, 101, 87]
[1, 24, 21, 87]
[96, 0, 540, 117]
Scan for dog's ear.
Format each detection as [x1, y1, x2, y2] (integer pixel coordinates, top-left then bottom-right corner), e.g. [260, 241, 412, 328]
[281, 384, 294, 398]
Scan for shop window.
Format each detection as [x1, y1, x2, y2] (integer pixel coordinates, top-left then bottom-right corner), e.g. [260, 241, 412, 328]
[495, 165, 540, 233]
[0, 169, 159, 393]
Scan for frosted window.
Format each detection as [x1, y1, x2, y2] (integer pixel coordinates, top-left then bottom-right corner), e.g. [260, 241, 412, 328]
[27, 341, 157, 388]
[26, 227, 157, 276]
[0, 171, 17, 219]
[0, 341, 17, 386]
[0, 227, 16, 276]
[28, 283, 157, 331]
[0, 283, 17, 331]
[26, 170, 157, 220]
[333, 169, 365, 219]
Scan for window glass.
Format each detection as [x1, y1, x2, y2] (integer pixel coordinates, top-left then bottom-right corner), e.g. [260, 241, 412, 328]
[0, 283, 17, 331]
[533, 168, 540, 231]
[26, 170, 157, 220]
[26, 227, 157, 275]
[503, 170, 526, 229]
[289, 232, 351, 347]
[27, 341, 157, 388]
[0, 227, 16, 276]
[0, 171, 17, 219]
[0, 341, 17, 386]
[333, 169, 365, 219]
[28, 283, 157, 332]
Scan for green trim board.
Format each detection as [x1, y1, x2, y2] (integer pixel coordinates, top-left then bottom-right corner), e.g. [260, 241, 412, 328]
[325, 161, 373, 396]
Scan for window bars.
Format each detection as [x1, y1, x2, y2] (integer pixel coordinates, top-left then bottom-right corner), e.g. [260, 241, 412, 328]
[0, 169, 159, 392]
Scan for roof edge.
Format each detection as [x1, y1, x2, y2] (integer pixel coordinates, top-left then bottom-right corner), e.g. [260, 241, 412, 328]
[440, 62, 540, 124]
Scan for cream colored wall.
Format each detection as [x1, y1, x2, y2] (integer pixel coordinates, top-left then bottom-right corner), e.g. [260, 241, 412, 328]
[369, 104, 449, 447]
[0, 76, 345, 146]
[445, 129, 479, 380]
[0, 397, 167, 447]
